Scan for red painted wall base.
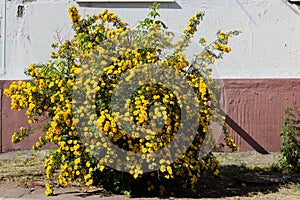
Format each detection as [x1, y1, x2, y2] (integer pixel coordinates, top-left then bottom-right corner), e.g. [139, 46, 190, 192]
[1, 79, 299, 153]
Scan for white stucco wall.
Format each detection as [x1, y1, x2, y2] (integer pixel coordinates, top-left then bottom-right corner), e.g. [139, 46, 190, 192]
[0, 0, 299, 80]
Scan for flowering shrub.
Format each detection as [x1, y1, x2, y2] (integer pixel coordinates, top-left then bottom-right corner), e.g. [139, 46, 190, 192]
[4, 4, 241, 196]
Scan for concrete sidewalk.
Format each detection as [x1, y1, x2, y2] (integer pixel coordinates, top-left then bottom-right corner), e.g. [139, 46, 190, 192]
[0, 182, 163, 200]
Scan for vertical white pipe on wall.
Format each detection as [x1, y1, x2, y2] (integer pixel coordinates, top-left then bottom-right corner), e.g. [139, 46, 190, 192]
[0, 0, 6, 75]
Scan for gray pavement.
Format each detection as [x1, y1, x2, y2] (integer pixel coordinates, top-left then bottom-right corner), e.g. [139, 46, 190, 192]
[0, 182, 163, 200]
[0, 182, 160, 200]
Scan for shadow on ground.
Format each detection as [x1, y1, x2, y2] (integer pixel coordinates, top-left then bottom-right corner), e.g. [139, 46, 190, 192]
[46, 163, 300, 199]
[196, 165, 299, 198]
[128, 164, 300, 198]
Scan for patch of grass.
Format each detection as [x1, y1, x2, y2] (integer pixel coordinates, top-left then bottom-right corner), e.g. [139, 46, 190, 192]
[215, 152, 239, 162]
[292, 183, 300, 192]
[0, 150, 49, 187]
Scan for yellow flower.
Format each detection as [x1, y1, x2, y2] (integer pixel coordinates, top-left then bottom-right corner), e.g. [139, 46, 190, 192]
[74, 158, 81, 164]
[86, 179, 93, 186]
[133, 173, 139, 179]
[45, 183, 53, 196]
[74, 68, 82, 74]
[86, 162, 91, 168]
[167, 166, 172, 175]
[160, 165, 166, 173]
[99, 165, 105, 172]
[213, 169, 219, 176]
[199, 37, 206, 44]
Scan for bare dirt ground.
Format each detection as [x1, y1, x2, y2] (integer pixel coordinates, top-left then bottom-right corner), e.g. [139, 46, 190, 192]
[0, 150, 299, 199]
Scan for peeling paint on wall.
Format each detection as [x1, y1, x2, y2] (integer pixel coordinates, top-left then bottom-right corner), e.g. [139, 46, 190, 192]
[17, 5, 24, 17]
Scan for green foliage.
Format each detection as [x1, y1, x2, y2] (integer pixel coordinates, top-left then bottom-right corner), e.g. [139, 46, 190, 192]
[279, 104, 300, 170]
